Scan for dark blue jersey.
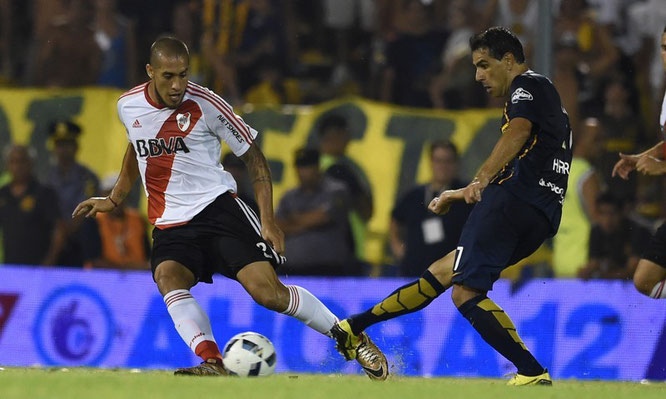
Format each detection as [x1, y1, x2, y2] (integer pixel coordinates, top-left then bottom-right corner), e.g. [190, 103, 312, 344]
[491, 70, 572, 234]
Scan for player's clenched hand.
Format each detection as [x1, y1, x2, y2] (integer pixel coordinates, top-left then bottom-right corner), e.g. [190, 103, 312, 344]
[462, 178, 488, 204]
[636, 155, 666, 176]
[261, 222, 285, 254]
[72, 197, 115, 218]
[428, 189, 464, 215]
[612, 153, 640, 180]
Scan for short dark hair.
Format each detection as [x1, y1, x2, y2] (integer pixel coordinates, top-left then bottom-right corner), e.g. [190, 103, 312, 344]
[663, 25, 666, 33]
[318, 114, 348, 137]
[470, 27, 525, 63]
[150, 36, 189, 66]
[430, 140, 459, 159]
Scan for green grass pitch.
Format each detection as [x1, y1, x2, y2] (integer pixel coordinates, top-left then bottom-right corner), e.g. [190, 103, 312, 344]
[0, 367, 664, 399]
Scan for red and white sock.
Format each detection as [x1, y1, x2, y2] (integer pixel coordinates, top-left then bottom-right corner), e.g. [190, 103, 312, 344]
[164, 289, 222, 362]
[650, 280, 666, 299]
[281, 285, 337, 336]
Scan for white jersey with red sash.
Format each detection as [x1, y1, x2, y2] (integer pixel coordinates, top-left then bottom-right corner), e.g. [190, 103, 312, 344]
[116, 82, 257, 228]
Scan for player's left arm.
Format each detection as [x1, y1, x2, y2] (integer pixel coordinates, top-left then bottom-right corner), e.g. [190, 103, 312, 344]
[240, 142, 285, 253]
[462, 117, 532, 203]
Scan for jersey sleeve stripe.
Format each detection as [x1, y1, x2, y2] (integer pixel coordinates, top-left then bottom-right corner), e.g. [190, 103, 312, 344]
[186, 88, 253, 144]
[119, 83, 148, 100]
[187, 83, 253, 139]
[118, 88, 143, 100]
[186, 84, 252, 140]
[186, 89, 253, 144]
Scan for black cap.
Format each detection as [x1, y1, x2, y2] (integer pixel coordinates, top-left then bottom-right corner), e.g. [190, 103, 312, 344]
[294, 148, 320, 167]
[48, 121, 81, 142]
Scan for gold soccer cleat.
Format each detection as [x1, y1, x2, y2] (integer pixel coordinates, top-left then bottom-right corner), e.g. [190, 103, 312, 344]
[174, 358, 229, 376]
[506, 369, 552, 386]
[330, 320, 389, 381]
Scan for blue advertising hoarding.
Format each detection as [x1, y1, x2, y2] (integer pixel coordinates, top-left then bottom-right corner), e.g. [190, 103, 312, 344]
[0, 265, 664, 380]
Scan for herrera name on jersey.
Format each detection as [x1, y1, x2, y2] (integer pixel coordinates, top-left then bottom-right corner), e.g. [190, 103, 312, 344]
[117, 81, 258, 228]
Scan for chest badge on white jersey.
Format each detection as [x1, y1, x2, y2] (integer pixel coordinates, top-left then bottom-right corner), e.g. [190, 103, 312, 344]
[176, 112, 191, 132]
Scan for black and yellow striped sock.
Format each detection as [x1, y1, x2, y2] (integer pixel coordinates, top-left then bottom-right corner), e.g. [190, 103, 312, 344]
[347, 270, 446, 335]
[458, 295, 544, 376]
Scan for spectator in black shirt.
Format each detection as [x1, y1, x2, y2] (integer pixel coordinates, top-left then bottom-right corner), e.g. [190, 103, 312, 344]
[46, 121, 100, 267]
[578, 193, 650, 280]
[390, 141, 472, 276]
[0, 145, 65, 265]
[317, 115, 373, 261]
[276, 148, 354, 276]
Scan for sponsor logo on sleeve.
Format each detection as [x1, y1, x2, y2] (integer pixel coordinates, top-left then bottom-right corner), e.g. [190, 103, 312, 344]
[217, 115, 244, 143]
[511, 87, 533, 104]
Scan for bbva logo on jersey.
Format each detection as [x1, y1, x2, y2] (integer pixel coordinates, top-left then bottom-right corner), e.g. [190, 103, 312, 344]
[135, 137, 190, 158]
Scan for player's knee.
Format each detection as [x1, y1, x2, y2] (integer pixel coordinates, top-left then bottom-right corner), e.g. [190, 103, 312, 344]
[246, 280, 288, 311]
[154, 262, 195, 295]
[451, 284, 484, 308]
[633, 273, 653, 296]
[450, 285, 466, 308]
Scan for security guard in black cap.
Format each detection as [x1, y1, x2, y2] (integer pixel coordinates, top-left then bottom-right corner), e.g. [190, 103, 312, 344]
[46, 120, 100, 266]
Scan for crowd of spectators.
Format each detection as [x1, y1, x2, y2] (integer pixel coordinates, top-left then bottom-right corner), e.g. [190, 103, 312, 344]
[1, 0, 666, 281]
[0, 1, 662, 111]
[0, 122, 150, 270]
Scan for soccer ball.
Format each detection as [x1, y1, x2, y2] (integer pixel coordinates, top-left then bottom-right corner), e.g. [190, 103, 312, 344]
[222, 332, 276, 377]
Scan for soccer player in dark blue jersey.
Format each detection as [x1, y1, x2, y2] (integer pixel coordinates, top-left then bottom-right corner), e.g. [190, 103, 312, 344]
[330, 27, 572, 385]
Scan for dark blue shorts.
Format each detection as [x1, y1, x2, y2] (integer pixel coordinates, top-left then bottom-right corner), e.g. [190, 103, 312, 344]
[451, 184, 551, 291]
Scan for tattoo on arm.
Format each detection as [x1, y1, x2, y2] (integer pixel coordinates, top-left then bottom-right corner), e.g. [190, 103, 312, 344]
[241, 144, 272, 184]
[115, 190, 128, 201]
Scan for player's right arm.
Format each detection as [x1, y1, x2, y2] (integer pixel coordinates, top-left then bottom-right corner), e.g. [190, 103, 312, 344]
[428, 188, 465, 215]
[612, 141, 666, 179]
[72, 143, 139, 218]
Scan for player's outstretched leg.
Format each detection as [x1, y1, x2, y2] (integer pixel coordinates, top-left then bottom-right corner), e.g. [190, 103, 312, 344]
[237, 261, 389, 380]
[634, 259, 666, 298]
[452, 284, 551, 386]
[155, 261, 228, 376]
[331, 251, 454, 362]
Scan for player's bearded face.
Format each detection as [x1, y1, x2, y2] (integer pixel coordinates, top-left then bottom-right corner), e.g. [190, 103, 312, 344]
[472, 48, 510, 98]
[150, 56, 189, 108]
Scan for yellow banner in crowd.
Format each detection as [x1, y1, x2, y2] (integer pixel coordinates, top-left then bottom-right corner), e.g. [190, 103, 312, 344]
[0, 88, 505, 265]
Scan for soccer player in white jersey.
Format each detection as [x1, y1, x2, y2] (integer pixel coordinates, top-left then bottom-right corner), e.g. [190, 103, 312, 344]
[612, 26, 666, 300]
[72, 37, 388, 379]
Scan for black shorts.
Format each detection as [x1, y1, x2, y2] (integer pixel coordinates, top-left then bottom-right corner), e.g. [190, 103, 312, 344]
[451, 185, 551, 291]
[642, 222, 666, 268]
[151, 192, 285, 283]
